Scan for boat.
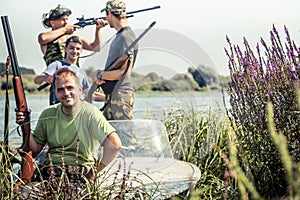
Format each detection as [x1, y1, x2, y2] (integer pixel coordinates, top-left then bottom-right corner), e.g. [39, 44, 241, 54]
[9, 119, 200, 199]
[11, 119, 200, 199]
[97, 119, 201, 199]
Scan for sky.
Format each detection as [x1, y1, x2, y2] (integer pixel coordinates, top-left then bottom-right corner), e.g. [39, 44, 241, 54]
[0, 0, 299, 77]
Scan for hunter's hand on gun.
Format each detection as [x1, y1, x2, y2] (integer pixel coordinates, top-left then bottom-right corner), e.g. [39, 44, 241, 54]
[44, 75, 53, 84]
[64, 24, 80, 34]
[94, 19, 108, 29]
[92, 70, 106, 85]
[62, 18, 107, 33]
[74, 18, 108, 29]
[34, 74, 53, 85]
[15, 109, 31, 125]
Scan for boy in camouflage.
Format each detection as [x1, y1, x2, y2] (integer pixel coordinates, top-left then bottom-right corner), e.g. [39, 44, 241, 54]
[39, 4, 107, 104]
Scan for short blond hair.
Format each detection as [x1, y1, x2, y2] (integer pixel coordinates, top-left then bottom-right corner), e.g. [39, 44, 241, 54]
[53, 67, 80, 87]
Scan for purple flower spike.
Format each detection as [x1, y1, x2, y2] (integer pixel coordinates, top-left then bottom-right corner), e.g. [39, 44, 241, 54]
[257, 113, 262, 124]
[238, 114, 243, 123]
[226, 35, 231, 44]
[272, 24, 278, 35]
[228, 61, 232, 70]
[256, 43, 260, 53]
[280, 95, 285, 104]
[284, 25, 289, 36]
[224, 47, 230, 57]
[290, 70, 298, 80]
[268, 90, 274, 101]
[243, 37, 249, 47]
[270, 31, 275, 41]
[261, 38, 267, 49]
[250, 115, 254, 123]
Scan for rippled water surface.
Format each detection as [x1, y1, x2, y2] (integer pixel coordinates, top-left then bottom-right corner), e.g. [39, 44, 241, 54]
[0, 92, 224, 145]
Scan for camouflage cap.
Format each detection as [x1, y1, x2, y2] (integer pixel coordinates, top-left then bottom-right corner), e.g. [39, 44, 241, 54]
[101, 0, 126, 17]
[42, 4, 72, 28]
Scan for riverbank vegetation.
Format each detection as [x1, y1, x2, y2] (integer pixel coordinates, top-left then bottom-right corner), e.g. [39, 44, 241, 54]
[0, 63, 229, 95]
[1, 24, 300, 199]
[220, 25, 300, 199]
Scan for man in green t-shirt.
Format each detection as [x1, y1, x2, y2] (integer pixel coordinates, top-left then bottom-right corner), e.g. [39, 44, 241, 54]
[16, 67, 122, 181]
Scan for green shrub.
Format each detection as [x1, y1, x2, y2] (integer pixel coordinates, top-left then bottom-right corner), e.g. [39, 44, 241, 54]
[224, 25, 300, 198]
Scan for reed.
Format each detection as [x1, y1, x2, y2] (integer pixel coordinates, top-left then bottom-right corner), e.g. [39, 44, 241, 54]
[164, 106, 238, 199]
[0, 144, 16, 200]
[0, 141, 163, 199]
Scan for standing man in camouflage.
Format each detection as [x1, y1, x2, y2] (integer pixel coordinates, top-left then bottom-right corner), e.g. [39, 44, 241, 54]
[39, 4, 107, 105]
[92, 0, 138, 120]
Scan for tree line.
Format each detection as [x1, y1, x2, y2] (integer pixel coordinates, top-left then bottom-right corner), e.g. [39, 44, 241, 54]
[0, 62, 229, 93]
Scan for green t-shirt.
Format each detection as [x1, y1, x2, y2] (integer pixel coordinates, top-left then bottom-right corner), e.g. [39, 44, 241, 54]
[33, 101, 116, 166]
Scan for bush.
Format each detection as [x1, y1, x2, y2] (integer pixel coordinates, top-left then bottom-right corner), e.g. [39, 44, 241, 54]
[224, 25, 300, 198]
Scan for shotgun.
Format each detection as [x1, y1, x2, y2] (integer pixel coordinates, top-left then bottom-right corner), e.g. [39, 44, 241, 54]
[1, 16, 34, 185]
[75, 5, 160, 28]
[86, 21, 156, 103]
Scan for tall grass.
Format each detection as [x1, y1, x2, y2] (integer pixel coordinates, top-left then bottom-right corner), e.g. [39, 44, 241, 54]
[164, 106, 239, 199]
[0, 154, 155, 199]
[0, 144, 17, 200]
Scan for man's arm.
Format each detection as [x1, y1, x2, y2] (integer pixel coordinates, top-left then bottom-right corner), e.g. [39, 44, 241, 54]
[80, 19, 108, 52]
[38, 24, 80, 54]
[83, 89, 106, 102]
[34, 73, 53, 84]
[97, 131, 122, 171]
[92, 55, 134, 83]
[35, 61, 58, 84]
[29, 134, 44, 157]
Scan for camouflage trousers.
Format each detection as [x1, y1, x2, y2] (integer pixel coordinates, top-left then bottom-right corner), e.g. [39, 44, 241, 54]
[102, 90, 135, 120]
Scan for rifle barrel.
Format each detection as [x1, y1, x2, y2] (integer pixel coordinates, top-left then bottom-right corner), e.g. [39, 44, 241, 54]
[127, 5, 160, 15]
[1, 16, 21, 77]
[1, 16, 28, 109]
[75, 5, 160, 28]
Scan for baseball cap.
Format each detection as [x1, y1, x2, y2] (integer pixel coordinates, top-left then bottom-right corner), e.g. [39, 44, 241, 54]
[101, 0, 126, 17]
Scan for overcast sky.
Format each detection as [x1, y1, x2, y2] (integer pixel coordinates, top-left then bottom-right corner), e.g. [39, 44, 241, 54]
[0, 0, 299, 77]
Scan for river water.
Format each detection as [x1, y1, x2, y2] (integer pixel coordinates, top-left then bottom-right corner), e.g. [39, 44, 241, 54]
[0, 91, 225, 145]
